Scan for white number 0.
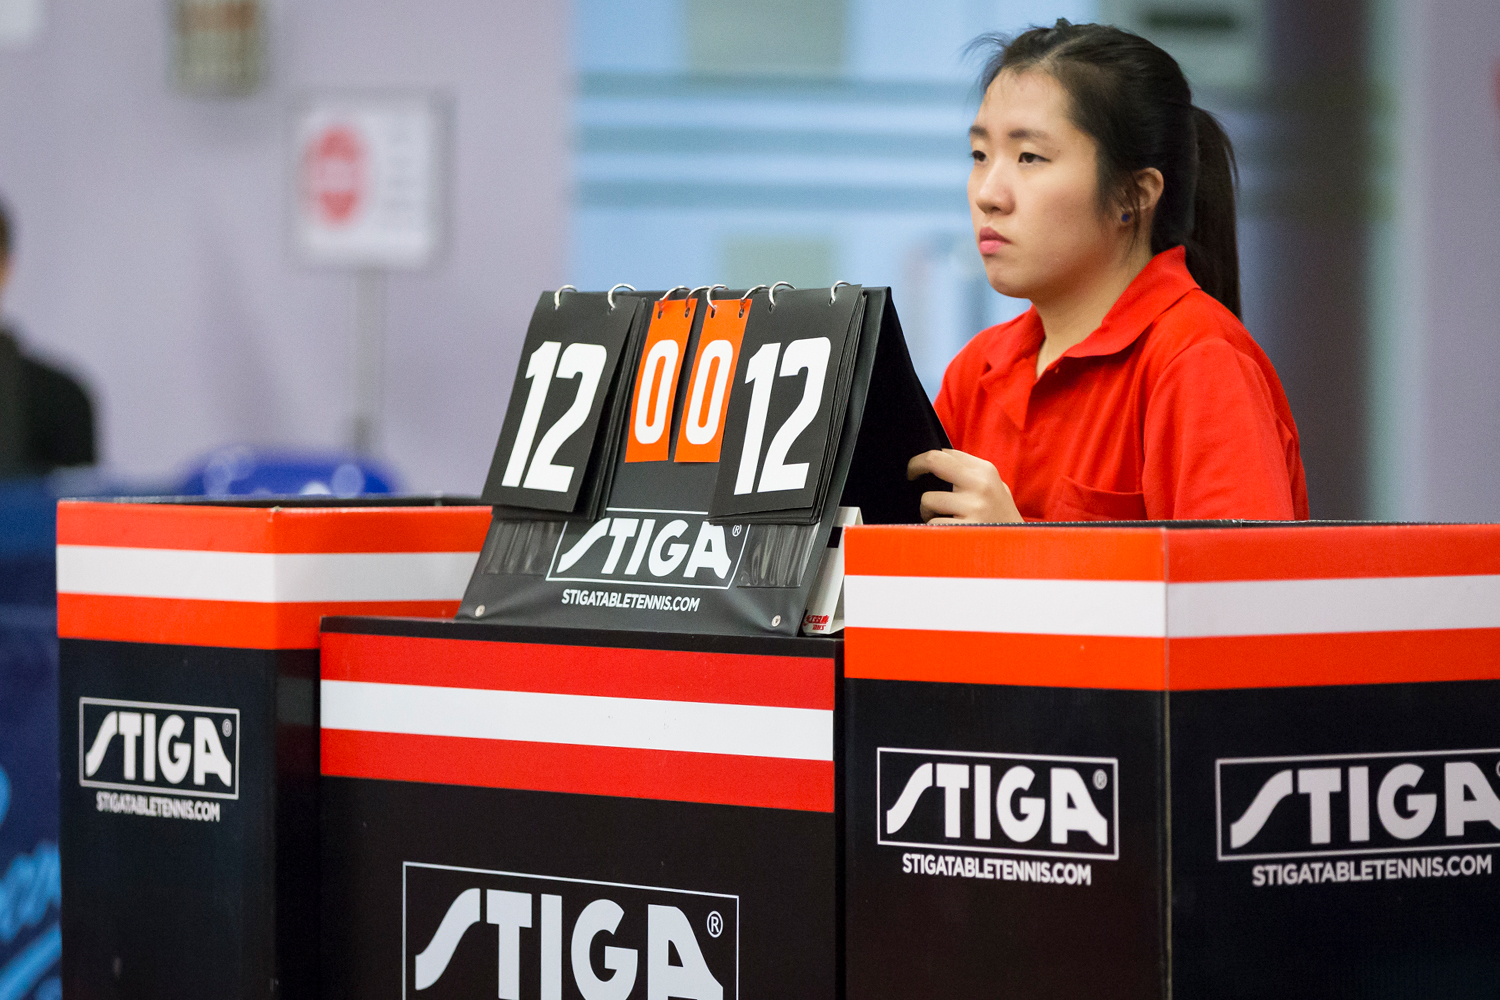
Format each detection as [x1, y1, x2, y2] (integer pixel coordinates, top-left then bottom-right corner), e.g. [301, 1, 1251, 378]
[732, 336, 831, 495]
[633, 338, 680, 446]
[500, 340, 608, 492]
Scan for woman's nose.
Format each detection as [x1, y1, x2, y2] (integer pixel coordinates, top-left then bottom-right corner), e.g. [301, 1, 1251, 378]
[973, 166, 1012, 214]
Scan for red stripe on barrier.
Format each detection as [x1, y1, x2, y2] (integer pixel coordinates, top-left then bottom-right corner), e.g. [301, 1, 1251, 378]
[845, 627, 1166, 690]
[1167, 525, 1500, 582]
[271, 506, 490, 553]
[1167, 629, 1500, 689]
[320, 631, 835, 710]
[845, 524, 1500, 583]
[57, 502, 272, 551]
[845, 525, 1165, 581]
[320, 729, 834, 812]
[57, 594, 460, 649]
[56, 501, 491, 553]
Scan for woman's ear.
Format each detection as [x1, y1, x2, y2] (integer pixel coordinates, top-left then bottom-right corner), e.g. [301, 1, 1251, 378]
[1129, 167, 1165, 222]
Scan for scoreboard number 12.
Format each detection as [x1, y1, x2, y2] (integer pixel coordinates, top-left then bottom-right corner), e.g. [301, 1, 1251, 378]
[733, 337, 831, 494]
[482, 289, 636, 514]
[708, 285, 860, 519]
[501, 339, 608, 493]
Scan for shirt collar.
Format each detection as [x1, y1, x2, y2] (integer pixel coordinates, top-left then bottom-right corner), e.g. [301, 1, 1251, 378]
[982, 245, 1200, 374]
[977, 246, 1200, 429]
[1062, 245, 1199, 361]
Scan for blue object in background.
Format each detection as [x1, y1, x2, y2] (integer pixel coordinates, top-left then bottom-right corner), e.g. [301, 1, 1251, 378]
[0, 479, 61, 1000]
[175, 445, 397, 498]
[0, 482, 57, 607]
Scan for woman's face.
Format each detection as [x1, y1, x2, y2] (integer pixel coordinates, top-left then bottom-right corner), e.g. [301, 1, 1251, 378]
[968, 69, 1119, 302]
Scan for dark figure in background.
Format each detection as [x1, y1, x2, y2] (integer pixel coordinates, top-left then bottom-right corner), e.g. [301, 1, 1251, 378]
[0, 198, 95, 476]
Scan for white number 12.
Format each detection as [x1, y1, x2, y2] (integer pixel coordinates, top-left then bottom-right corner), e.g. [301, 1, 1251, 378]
[733, 336, 831, 495]
[501, 340, 608, 493]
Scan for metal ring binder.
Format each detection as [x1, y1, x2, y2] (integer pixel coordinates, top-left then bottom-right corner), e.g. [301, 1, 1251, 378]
[686, 285, 714, 316]
[740, 284, 768, 317]
[768, 281, 795, 310]
[704, 283, 729, 317]
[553, 285, 577, 310]
[607, 283, 635, 310]
[656, 285, 691, 316]
[830, 280, 852, 304]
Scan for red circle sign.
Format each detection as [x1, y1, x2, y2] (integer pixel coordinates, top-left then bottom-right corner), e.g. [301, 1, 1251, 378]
[305, 124, 365, 226]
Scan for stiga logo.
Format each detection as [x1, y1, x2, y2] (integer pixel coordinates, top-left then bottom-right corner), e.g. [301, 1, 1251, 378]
[79, 697, 239, 800]
[403, 862, 737, 1000]
[1217, 748, 1500, 861]
[545, 511, 746, 590]
[877, 748, 1119, 860]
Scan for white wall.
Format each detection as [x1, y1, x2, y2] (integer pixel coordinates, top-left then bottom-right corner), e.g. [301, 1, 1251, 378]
[0, 0, 570, 491]
[1408, 0, 1500, 520]
[1373, 0, 1500, 520]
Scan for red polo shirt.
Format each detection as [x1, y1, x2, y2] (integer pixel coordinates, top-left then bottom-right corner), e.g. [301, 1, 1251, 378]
[934, 247, 1308, 521]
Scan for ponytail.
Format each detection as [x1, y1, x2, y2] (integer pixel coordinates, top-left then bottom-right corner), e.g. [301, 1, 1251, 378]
[974, 21, 1244, 318]
[1185, 107, 1241, 318]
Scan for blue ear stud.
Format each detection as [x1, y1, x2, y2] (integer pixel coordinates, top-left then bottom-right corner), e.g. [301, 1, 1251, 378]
[1121, 213, 1131, 222]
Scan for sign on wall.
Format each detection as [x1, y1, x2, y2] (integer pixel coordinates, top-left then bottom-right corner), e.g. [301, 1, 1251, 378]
[292, 93, 446, 269]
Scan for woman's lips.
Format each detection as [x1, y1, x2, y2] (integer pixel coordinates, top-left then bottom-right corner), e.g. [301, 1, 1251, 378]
[977, 227, 1009, 255]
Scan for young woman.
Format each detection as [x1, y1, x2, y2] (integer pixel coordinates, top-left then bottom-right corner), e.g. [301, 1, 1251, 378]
[909, 21, 1308, 522]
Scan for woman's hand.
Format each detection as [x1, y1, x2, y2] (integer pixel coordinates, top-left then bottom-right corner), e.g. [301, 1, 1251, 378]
[907, 449, 1024, 524]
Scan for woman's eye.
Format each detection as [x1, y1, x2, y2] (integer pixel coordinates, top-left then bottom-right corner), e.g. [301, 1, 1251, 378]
[970, 149, 986, 164]
[1018, 151, 1044, 164]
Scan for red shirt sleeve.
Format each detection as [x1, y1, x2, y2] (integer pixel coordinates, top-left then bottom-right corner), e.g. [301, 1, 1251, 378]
[1142, 339, 1299, 520]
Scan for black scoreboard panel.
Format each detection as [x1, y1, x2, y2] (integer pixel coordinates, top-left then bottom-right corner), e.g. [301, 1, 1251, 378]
[709, 287, 863, 522]
[464, 286, 947, 637]
[481, 292, 645, 516]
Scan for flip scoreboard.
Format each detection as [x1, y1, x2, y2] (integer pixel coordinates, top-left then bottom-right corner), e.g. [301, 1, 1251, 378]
[464, 285, 946, 637]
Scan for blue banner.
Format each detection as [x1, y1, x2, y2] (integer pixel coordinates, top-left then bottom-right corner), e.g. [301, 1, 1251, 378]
[0, 606, 60, 1000]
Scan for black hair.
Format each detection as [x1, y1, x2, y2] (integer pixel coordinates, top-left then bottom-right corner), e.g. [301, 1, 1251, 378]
[0, 195, 10, 264]
[972, 20, 1241, 317]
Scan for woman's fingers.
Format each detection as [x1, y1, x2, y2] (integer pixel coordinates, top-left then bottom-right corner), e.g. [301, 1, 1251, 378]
[912, 449, 1024, 523]
[908, 448, 982, 487]
[920, 489, 972, 522]
[907, 449, 947, 481]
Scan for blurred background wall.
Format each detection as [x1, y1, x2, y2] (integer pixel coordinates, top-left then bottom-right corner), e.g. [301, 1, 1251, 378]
[0, 0, 569, 492]
[0, 0, 1495, 517]
[1385, 0, 1500, 521]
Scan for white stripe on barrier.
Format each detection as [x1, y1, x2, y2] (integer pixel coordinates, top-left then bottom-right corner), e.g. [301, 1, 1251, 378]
[319, 679, 834, 761]
[1166, 574, 1500, 637]
[55, 546, 478, 603]
[845, 573, 1500, 638]
[844, 575, 1168, 637]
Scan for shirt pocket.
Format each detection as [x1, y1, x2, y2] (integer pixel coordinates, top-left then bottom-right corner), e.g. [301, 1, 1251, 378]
[1053, 476, 1149, 521]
